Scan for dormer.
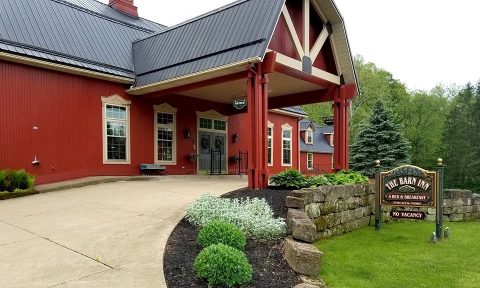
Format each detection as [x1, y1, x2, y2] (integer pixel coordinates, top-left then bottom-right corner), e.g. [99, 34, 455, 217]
[305, 127, 314, 144]
[324, 132, 334, 146]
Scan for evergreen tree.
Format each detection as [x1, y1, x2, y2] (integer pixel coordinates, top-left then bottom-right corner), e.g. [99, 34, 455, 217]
[350, 101, 411, 177]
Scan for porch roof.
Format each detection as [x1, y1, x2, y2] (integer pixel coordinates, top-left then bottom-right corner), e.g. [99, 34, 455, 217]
[131, 0, 285, 89]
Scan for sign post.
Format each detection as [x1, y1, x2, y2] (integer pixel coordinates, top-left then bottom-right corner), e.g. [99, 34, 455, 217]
[374, 160, 382, 231]
[436, 158, 445, 239]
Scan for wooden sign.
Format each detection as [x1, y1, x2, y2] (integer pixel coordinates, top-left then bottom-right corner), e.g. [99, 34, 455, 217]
[380, 165, 437, 208]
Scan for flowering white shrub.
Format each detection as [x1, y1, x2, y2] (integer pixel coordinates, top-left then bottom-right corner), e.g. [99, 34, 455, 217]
[186, 194, 286, 241]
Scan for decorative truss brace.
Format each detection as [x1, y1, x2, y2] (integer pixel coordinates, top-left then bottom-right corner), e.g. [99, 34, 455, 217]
[279, 0, 341, 85]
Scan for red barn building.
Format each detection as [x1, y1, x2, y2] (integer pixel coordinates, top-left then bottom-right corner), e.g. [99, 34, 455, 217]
[0, 0, 357, 189]
[299, 118, 335, 175]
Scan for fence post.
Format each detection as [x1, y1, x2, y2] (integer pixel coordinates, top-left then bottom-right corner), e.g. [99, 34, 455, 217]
[436, 158, 445, 239]
[375, 160, 382, 231]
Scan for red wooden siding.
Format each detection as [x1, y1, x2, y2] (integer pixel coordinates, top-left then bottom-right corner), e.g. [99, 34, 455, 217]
[0, 60, 152, 184]
[0, 61, 247, 183]
[301, 152, 333, 176]
[265, 112, 300, 175]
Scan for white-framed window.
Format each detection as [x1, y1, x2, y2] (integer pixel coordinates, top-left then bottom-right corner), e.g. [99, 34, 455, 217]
[282, 123, 292, 166]
[102, 95, 131, 164]
[267, 122, 274, 166]
[154, 103, 177, 165]
[306, 128, 313, 144]
[199, 117, 227, 132]
[307, 153, 313, 170]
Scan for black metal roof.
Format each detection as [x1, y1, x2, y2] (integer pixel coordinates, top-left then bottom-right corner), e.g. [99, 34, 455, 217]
[0, 0, 166, 78]
[279, 106, 308, 116]
[132, 0, 285, 88]
[300, 119, 334, 154]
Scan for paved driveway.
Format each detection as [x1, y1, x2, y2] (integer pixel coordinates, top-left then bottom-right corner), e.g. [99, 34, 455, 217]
[0, 177, 247, 288]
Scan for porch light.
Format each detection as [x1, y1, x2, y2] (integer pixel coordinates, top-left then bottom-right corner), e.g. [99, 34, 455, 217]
[184, 128, 191, 139]
[232, 133, 239, 143]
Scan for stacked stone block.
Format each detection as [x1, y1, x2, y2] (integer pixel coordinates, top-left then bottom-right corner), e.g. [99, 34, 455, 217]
[287, 184, 375, 240]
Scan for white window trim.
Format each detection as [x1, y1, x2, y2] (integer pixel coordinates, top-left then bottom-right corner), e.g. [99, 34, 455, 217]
[306, 128, 313, 144]
[307, 153, 314, 170]
[196, 110, 228, 133]
[268, 121, 274, 166]
[102, 95, 131, 165]
[154, 103, 178, 165]
[281, 123, 293, 167]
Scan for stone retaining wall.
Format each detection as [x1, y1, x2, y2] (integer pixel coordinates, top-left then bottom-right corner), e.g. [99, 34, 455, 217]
[287, 184, 375, 239]
[287, 185, 480, 240]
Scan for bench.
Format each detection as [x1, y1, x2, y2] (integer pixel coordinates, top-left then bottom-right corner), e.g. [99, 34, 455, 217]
[139, 164, 166, 175]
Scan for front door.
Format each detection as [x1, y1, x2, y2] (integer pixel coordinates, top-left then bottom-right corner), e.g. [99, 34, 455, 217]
[199, 131, 226, 174]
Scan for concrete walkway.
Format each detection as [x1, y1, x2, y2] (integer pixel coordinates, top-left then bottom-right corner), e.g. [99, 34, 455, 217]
[0, 176, 247, 288]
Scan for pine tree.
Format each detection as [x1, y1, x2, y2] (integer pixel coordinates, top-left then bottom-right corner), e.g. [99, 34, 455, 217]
[350, 101, 411, 177]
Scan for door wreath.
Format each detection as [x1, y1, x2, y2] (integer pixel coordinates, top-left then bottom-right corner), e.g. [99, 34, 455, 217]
[201, 137, 210, 149]
[215, 138, 224, 149]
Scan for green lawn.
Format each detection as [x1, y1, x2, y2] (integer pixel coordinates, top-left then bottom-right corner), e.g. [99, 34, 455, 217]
[315, 221, 480, 288]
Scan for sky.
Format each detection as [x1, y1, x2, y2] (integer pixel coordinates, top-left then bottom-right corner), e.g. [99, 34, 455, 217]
[100, 0, 480, 91]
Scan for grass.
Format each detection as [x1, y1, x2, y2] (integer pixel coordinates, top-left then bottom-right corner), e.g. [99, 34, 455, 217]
[315, 221, 480, 288]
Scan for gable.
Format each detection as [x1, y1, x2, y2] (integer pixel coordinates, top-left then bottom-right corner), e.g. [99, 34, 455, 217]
[268, 0, 356, 87]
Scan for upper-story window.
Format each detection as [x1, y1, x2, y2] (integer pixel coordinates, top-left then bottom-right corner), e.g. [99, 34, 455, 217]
[306, 128, 313, 144]
[102, 95, 131, 164]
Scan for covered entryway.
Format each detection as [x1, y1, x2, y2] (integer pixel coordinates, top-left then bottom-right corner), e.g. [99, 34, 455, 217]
[127, 0, 358, 189]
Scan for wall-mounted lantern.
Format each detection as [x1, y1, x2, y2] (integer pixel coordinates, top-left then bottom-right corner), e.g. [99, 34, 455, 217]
[184, 128, 191, 139]
[232, 133, 239, 143]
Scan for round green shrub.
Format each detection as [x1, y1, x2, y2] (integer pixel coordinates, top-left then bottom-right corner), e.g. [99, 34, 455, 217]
[197, 220, 246, 250]
[269, 169, 306, 189]
[194, 243, 253, 287]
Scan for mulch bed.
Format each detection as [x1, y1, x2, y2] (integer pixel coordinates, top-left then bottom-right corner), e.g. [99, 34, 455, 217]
[163, 188, 301, 288]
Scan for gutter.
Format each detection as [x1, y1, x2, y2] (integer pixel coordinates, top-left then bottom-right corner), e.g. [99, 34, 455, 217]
[126, 57, 262, 95]
[0, 52, 134, 84]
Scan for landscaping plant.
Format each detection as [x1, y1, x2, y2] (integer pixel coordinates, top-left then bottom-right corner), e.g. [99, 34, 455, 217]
[0, 170, 8, 192]
[186, 194, 285, 241]
[0, 169, 35, 192]
[197, 220, 246, 251]
[269, 169, 306, 189]
[194, 243, 253, 287]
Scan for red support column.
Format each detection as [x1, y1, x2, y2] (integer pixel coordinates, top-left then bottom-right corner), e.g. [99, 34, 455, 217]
[333, 85, 349, 171]
[246, 64, 269, 189]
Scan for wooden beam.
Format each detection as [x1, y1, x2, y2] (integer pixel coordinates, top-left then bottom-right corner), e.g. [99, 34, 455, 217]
[312, 66, 341, 85]
[303, 0, 310, 56]
[261, 51, 277, 74]
[268, 86, 336, 109]
[137, 71, 248, 98]
[310, 27, 329, 63]
[282, 5, 305, 59]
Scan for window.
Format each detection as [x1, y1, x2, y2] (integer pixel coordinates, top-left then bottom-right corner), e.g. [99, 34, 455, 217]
[307, 153, 313, 170]
[154, 104, 177, 164]
[306, 128, 313, 144]
[282, 124, 292, 166]
[267, 122, 274, 166]
[199, 117, 226, 131]
[102, 95, 131, 164]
